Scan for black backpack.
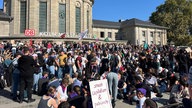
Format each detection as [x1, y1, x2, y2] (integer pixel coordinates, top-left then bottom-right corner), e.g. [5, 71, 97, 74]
[7, 60, 16, 74]
[47, 57, 54, 66]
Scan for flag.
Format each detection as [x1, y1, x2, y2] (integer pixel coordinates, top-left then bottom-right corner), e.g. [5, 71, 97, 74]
[143, 42, 148, 49]
[78, 29, 88, 40]
[93, 35, 97, 39]
[60, 33, 66, 39]
[95, 37, 99, 42]
[104, 37, 109, 42]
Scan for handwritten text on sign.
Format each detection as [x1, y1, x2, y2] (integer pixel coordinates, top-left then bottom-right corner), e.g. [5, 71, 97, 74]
[89, 79, 112, 108]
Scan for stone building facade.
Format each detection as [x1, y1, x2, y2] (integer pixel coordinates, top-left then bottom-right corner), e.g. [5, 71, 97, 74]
[3, 0, 94, 38]
[119, 18, 167, 45]
[0, 0, 167, 45]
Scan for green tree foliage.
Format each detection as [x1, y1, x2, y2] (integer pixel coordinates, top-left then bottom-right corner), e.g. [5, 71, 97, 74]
[149, 0, 192, 45]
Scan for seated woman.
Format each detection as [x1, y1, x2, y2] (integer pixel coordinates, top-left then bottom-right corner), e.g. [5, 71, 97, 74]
[38, 86, 60, 108]
[68, 86, 85, 108]
[57, 78, 69, 102]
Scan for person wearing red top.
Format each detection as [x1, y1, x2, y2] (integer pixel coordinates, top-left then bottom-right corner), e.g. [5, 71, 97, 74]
[47, 42, 52, 53]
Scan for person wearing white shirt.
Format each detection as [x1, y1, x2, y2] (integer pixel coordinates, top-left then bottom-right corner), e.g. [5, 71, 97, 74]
[57, 78, 69, 102]
[66, 53, 75, 77]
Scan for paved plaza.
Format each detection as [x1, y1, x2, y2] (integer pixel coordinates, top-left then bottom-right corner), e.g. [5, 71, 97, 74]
[0, 87, 171, 108]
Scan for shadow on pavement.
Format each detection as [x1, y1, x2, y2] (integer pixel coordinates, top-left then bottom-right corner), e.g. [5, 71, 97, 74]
[0, 88, 12, 100]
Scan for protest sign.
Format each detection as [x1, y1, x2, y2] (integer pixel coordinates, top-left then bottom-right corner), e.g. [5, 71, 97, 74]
[89, 79, 112, 108]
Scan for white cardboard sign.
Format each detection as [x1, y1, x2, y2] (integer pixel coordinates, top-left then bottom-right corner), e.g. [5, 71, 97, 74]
[89, 79, 112, 108]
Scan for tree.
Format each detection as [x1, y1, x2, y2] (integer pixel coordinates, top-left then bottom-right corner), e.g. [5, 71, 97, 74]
[149, 0, 192, 44]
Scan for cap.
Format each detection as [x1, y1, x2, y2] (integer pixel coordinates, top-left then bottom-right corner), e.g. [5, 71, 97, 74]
[137, 88, 146, 96]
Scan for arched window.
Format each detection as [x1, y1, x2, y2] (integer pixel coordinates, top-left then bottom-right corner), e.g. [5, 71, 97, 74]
[20, 1, 26, 33]
[39, 1, 47, 32]
[87, 5, 90, 30]
[76, 2, 81, 34]
[59, 3, 66, 33]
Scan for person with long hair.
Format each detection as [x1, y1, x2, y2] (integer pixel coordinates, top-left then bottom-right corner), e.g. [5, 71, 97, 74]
[38, 86, 60, 108]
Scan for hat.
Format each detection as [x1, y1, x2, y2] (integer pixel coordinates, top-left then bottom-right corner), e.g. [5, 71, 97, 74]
[137, 88, 146, 96]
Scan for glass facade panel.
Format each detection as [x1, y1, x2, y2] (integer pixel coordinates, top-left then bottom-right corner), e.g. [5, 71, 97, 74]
[20, 1, 26, 33]
[76, 7, 81, 34]
[59, 4, 66, 33]
[39, 2, 47, 32]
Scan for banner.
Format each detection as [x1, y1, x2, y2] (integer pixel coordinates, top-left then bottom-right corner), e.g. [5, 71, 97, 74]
[104, 37, 109, 42]
[89, 79, 112, 108]
[78, 29, 88, 40]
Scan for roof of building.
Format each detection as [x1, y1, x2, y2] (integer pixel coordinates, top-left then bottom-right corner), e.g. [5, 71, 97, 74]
[121, 18, 168, 29]
[0, 10, 13, 21]
[92, 19, 121, 29]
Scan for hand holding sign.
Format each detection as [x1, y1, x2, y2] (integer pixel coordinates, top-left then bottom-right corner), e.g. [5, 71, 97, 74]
[89, 79, 112, 108]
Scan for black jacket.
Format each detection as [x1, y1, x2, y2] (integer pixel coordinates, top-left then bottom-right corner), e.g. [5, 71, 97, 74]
[18, 55, 35, 78]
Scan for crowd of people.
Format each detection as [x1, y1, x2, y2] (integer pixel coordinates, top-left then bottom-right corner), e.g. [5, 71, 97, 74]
[0, 41, 192, 108]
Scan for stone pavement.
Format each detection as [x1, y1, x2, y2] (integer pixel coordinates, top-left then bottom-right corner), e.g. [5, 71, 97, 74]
[0, 87, 170, 108]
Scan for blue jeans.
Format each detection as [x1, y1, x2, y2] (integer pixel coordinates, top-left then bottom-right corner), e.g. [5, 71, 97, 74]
[58, 66, 66, 79]
[49, 65, 55, 75]
[68, 65, 74, 77]
[12, 71, 20, 99]
[107, 72, 118, 101]
[33, 71, 42, 92]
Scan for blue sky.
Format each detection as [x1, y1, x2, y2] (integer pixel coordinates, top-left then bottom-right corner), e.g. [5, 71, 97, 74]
[93, 0, 165, 21]
[0, 0, 2, 9]
[0, 0, 165, 21]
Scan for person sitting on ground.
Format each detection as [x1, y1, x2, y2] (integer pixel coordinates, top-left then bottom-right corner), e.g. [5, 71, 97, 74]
[38, 71, 49, 96]
[68, 85, 85, 108]
[38, 86, 60, 108]
[143, 99, 158, 108]
[136, 88, 147, 108]
[57, 78, 69, 102]
[58, 101, 75, 108]
[48, 74, 60, 89]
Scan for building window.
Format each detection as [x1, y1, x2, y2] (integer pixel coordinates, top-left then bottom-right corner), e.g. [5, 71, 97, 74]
[76, 7, 81, 34]
[115, 32, 119, 39]
[59, 4, 66, 33]
[100, 32, 104, 38]
[108, 32, 112, 38]
[151, 41, 153, 44]
[150, 32, 154, 37]
[20, 1, 26, 33]
[142, 31, 146, 37]
[39, 2, 47, 32]
[87, 10, 89, 30]
[158, 32, 161, 37]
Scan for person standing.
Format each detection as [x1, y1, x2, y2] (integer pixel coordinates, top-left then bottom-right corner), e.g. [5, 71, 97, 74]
[11, 52, 22, 101]
[106, 65, 118, 108]
[57, 51, 67, 80]
[18, 47, 36, 103]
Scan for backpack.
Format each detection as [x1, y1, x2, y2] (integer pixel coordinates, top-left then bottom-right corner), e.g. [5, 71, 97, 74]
[7, 60, 16, 74]
[47, 57, 54, 66]
[75, 56, 82, 69]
